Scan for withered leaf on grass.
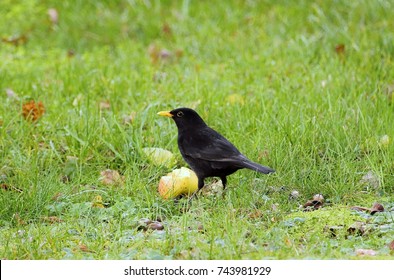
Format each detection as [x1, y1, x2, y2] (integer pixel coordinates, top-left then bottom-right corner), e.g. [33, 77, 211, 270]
[303, 194, 324, 211]
[78, 243, 95, 253]
[335, 44, 345, 55]
[247, 209, 263, 219]
[41, 216, 63, 223]
[389, 240, 394, 251]
[99, 100, 111, 111]
[13, 213, 26, 225]
[347, 221, 367, 236]
[99, 169, 125, 187]
[122, 112, 137, 125]
[148, 44, 182, 64]
[162, 23, 172, 35]
[370, 202, 384, 215]
[350, 202, 384, 215]
[148, 44, 172, 64]
[22, 100, 45, 122]
[2, 34, 28, 46]
[355, 248, 377, 256]
[1, 183, 23, 193]
[136, 218, 164, 231]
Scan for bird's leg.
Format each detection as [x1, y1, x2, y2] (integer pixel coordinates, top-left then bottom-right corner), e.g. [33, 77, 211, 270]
[220, 176, 227, 190]
[188, 177, 205, 202]
[197, 177, 205, 190]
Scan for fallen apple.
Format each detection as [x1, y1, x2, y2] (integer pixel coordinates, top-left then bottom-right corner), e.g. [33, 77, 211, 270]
[158, 167, 198, 199]
[142, 147, 175, 167]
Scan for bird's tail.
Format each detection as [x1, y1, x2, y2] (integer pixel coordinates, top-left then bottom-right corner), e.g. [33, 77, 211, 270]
[241, 160, 275, 174]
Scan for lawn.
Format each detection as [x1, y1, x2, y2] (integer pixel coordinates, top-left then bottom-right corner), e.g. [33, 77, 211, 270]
[0, 0, 393, 259]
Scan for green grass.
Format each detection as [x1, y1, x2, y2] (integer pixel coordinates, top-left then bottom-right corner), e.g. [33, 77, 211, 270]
[1, 0, 393, 259]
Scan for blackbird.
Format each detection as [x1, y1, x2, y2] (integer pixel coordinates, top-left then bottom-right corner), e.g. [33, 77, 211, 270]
[158, 108, 275, 191]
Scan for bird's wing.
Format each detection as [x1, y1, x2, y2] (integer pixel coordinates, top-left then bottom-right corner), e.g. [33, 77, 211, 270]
[180, 127, 246, 163]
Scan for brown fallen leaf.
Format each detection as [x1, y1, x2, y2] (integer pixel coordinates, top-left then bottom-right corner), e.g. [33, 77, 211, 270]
[389, 240, 394, 251]
[355, 249, 377, 256]
[162, 22, 172, 35]
[147, 221, 164, 231]
[13, 213, 26, 225]
[303, 194, 324, 211]
[22, 100, 45, 121]
[99, 169, 125, 187]
[41, 216, 63, 223]
[122, 112, 136, 125]
[78, 243, 95, 253]
[347, 221, 367, 236]
[350, 202, 384, 215]
[325, 225, 344, 238]
[1, 183, 23, 193]
[67, 49, 75, 57]
[247, 209, 263, 219]
[137, 218, 164, 231]
[148, 43, 173, 64]
[370, 202, 384, 215]
[335, 44, 345, 55]
[99, 100, 111, 110]
[2, 34, 28, 46]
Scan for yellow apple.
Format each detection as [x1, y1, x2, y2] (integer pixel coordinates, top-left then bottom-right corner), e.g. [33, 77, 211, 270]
[158, 167, 198, 199]
[142, 147, 175, 167]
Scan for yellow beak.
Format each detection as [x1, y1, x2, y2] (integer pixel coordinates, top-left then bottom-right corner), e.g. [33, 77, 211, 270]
[157, 111, 173, 117]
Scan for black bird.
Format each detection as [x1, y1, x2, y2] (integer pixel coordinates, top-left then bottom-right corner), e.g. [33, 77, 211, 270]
[158, 108, 275, 191]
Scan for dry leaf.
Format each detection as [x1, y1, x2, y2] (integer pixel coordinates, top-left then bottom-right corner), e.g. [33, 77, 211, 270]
[99, 100, 111, 110]
[122, 112, 136, 125]
[147, 221, 164, 231]
[48, 8, 59, 25]
[51, 192, 63, 201]
[99, 169, 125, 186]
[148, 43, 173, 64]
[355, 249, 377, 256]
[347, 221, 367, 236]
[389, 240, 394, 251]
[335, 44, 345, 55]
[1, 183, 23, 193]
[13, 213, 26, 225]
[67, 49, 75, 57]
[370, 202, 384, 215]
[162, 23, 172, 35]
[303, 194, 324, 211]
[351, 202, 384, 215]
[2, 34, 28, 46]
[42, 216, 63, 223]
[78, 243, 95, 253]
[248, 209, 263, 219]
[22, 100, 45, 121]
[175, 49, 184, 58]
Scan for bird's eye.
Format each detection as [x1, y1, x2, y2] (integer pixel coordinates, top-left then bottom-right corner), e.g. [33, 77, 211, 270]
[176, 111, 184, 117]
